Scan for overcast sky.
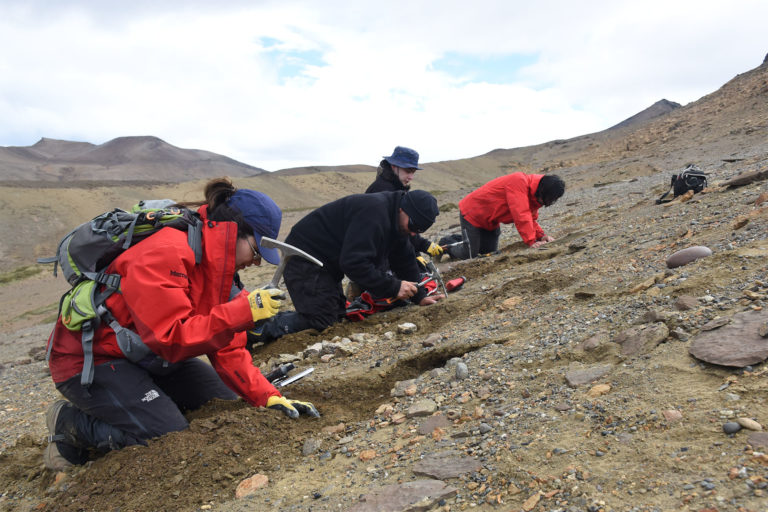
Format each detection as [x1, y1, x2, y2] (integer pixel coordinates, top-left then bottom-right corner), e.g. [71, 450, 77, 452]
[1, 1, 766, 171]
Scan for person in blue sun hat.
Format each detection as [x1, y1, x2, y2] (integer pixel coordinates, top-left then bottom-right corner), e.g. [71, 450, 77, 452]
[365, 146, 444, 260]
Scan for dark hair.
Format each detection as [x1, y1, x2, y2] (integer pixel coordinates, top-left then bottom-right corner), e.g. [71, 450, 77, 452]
[177, 177, 251, 238]
[537, 175, 565, 205]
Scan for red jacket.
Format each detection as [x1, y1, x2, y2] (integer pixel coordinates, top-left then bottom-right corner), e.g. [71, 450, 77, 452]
[46, 206, 280, 407]
[458, 173, 546, 246]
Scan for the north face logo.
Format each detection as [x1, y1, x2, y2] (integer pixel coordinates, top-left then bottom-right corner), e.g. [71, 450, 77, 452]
[141, 389, 160, 402]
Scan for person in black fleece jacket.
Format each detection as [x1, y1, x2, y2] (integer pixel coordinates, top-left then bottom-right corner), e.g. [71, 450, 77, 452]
[365, 146, 443, 258]
[253, 190, 444, 342]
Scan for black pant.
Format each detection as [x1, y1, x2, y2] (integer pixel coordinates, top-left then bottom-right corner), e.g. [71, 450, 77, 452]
[449, 213, 500, 259]
[56, 358, 237, 453]
[257, 257, 345, 342]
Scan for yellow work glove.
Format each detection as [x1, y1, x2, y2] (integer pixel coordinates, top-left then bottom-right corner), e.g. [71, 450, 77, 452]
[248, 288, 282, 323]
[427, 242, 444, 257]
[416, 255, 428, 267]
[266, 395, 320, 419]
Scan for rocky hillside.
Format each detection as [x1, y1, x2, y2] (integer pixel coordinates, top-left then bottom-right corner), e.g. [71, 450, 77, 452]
[0, 58, 767, 512]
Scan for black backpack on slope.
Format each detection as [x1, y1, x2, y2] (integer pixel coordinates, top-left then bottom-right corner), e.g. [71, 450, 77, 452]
[656, 164, 708, 204]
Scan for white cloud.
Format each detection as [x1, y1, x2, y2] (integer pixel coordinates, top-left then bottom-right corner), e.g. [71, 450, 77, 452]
[1, 0, 766, 170]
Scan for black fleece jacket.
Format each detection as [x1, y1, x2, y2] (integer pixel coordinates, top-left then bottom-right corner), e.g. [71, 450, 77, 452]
[285, 191, 426, 302]
[364, 162, 431, 253]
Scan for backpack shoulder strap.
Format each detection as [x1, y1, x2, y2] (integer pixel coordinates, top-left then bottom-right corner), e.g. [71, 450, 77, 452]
[656, 186, 674, 204]
[187, 214, 203, 264]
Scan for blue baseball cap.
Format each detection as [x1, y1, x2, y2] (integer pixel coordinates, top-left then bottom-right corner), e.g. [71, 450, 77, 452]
[227, 189, 282, 265]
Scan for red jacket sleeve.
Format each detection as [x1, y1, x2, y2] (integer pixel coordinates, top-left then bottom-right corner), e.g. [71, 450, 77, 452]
[110, 232, 280, 406]
[505, 178, 540, 246]
[207, 300, 281, 407]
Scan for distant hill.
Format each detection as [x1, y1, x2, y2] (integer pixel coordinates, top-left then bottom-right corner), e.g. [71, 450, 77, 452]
[0, 136, 266, 184]
[609, 99, 682, 130]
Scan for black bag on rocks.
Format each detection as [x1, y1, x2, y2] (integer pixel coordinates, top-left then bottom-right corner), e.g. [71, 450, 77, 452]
[656, 164, 708, 204]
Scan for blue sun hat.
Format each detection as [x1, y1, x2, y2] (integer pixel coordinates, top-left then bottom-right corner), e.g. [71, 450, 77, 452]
[227, 189, 282, 265]
[383, 146, 422, 170]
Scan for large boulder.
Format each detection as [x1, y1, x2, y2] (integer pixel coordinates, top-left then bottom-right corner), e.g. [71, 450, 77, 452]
[689, 310, 768, 367]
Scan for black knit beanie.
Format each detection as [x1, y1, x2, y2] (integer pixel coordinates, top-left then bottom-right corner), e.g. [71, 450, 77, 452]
[400, 190, 439, 232]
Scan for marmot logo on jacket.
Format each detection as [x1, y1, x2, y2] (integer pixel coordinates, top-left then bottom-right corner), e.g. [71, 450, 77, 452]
[170, 270, 188, 279]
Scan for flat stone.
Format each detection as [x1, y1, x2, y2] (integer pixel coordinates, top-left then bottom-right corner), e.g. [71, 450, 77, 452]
[303, 342, 325, 358]
[412, 451, 482, 479]
[689, 310, 768, 367]
[587, 383, 611, 397]
[662, 409, 683, 422]
[235, 474, 269, 498]
[302, 438, 321, 456]
[391, 379, 417, 397]
[499, 296, 523, 310]
[666, 246, 713, 268]
[747, 432, 768, 448]
[614, 323, 669, 356]
[564, 364, 613, 387]
[406, 399, 438, 418]
[642, 310, 669, 323]
[701, 317, 731, 331]
[675, 295, 699, 311]
[397, 322, 418, 334]
[417, 414, 453, 435]
[422, 333, 442, 347]
[573, 333, 609, 352]
[721, 169, 768, 188]
[347, 479, 458, 512]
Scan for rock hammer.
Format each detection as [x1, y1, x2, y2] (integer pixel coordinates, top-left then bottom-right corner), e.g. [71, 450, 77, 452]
[260, 237, 323, 290]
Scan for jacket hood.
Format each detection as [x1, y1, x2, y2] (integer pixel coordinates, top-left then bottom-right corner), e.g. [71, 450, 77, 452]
[376, 161, 410, 191]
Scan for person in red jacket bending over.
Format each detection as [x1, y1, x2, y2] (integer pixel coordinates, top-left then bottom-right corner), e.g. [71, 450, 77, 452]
[449, 173, 565, 259]
[43, 178, 319, 471]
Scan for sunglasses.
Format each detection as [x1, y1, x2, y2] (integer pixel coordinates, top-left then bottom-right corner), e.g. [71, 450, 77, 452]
[408, 218, 425, 234]
[246, 238, 261, 261]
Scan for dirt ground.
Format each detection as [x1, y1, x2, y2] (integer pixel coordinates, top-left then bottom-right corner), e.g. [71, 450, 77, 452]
[2, 161, 768, 511]
[1, 61, 768, 512]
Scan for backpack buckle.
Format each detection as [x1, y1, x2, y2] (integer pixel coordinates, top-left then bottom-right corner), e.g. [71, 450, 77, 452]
[95, 273, 121, 290]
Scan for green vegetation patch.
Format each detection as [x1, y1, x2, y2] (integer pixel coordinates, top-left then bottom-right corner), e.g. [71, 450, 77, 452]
[439, 202, 458, 213]
[0, 265, 44, 284]
[17, 302, 59, 323]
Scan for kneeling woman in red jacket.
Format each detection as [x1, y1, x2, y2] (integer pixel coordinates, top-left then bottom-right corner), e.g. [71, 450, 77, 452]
[44, 178, 319, 471]
[451, 173, 565, 259]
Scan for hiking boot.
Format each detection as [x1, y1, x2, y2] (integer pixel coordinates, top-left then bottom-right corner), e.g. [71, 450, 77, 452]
[43, 400, 88, 470]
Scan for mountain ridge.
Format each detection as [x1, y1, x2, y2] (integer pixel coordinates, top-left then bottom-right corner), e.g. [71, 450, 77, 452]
[0, 135, 265, 183]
